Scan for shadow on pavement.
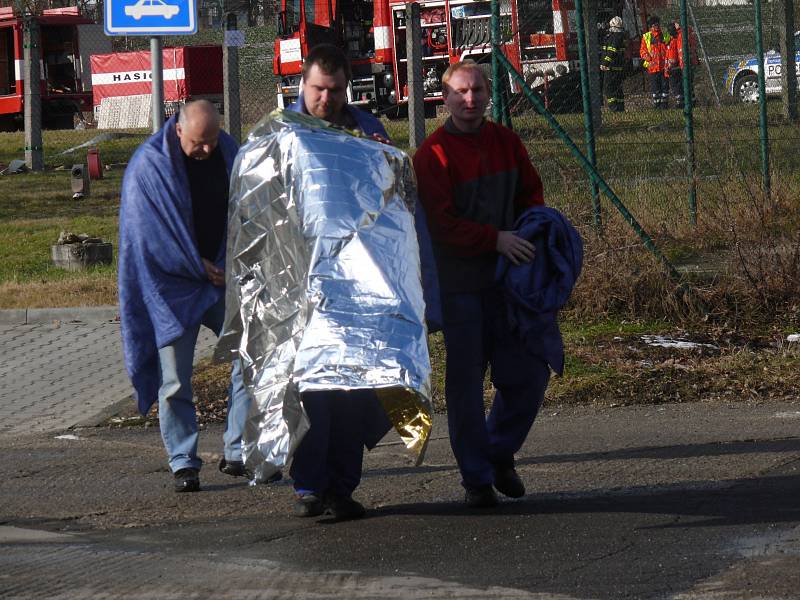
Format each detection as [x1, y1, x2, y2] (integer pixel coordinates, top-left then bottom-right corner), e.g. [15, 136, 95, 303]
[367, 436, 800, 479]
[371, 470, 800, 529]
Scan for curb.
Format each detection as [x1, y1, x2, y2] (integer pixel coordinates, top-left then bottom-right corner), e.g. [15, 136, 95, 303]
[73, 394, 136, 429]
[0, 305, 120, 325]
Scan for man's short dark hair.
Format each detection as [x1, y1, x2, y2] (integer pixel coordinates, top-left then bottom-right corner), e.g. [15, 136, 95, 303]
[301, 44, 352, 82]
[647, 15, 660, 28]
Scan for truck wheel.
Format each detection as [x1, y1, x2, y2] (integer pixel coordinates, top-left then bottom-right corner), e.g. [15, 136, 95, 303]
[734, 73, 759, 104]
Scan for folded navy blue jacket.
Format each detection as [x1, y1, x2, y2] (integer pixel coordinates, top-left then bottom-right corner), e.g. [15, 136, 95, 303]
[495, 206, 584, 375]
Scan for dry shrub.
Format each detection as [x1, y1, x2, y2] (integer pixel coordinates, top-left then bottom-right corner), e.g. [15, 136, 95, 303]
[706, 177, 800, 318]
[567, 222, 678, 320]
[557, 175, 800, 329]
[559, 197, 702, 323]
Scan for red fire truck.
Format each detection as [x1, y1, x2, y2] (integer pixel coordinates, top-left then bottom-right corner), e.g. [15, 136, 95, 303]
[90, 45, 224, 115]
[0, 6, 109, 130]
[273, 0, 585, 115]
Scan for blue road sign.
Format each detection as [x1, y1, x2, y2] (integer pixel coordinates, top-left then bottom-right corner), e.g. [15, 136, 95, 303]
[105, 0, 197, 36]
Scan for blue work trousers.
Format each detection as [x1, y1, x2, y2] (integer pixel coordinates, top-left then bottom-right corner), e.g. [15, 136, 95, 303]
[442, 288, 550, 488]
[290, 389, 377, 498]
[157, 296, 250, 473]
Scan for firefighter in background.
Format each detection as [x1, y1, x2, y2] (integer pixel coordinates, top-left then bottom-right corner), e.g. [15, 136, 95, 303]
[664, 23, 683, 108]
[600, 16, 626, 112]
[640, 16, 670, 109]
[665, 19, 700, 109]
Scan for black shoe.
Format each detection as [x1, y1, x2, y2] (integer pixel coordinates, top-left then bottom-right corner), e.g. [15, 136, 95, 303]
[293, 493, 325, 518]
[493, 465, 525, 498]
[218, 458, 250, 478]
[219, 459, 283, 483]
[174, 468, 200, 493]
[325, 494, 366, 520]
[464, 484, 499, 508]
[255, 470, 283, 484]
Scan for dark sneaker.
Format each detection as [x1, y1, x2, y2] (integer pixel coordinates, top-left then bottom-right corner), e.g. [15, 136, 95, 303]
[464, 484, 499, 508]
[325, 494, 366, 521]
[218, 458, 249, 478]
[493, 465, 525, 498]
[219, 459, 283, 483]
[255, 470, 283, 484]
[293, 493, 325, 518]
[174, 468, 200, 493]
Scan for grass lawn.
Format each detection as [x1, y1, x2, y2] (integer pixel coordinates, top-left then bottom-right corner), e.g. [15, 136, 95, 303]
[0, 129, 144, 307]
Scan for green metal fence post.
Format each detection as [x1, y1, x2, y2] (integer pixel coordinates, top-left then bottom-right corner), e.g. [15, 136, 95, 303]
[680, 0, 697, 225]
[754, 0, 771, 197]
[502, 70, 513, 129]
[573, 0, 601, 229]
[491, 0, 502, 123]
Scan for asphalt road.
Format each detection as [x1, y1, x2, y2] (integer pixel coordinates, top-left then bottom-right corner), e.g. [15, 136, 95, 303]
[3, 401, 800, 599]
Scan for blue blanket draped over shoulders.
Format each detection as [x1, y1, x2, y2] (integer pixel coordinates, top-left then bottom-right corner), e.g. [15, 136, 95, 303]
[119, 115, 239, 415]
[496, 206, 584, 376]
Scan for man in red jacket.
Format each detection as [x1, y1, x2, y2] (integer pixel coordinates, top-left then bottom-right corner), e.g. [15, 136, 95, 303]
[413, 61, 551, 508]
[665, 20, 699, 109]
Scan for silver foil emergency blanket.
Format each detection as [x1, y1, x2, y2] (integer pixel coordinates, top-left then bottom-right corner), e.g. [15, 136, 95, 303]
[215, 109, 433, 482]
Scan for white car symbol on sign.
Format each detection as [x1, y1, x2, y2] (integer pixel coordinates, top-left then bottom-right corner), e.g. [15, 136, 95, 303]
[124, 0, 180, 20]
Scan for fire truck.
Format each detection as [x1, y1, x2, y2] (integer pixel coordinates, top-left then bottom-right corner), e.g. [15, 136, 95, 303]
[0, 6, 109, 130]
[273, 0, 584, 115]
[90, 45, 224, 115]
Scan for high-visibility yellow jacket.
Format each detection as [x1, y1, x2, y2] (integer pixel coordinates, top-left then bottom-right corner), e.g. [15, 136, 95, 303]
[640, 28, 669, 73]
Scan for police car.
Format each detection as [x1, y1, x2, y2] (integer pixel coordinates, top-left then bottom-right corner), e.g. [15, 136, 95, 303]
[723, 32, 800, 103]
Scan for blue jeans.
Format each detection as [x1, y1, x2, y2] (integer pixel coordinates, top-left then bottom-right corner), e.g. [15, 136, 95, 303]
[290, 389, 376, 498]
[157, 297, 250, 473]
[441, 288, 550, 488]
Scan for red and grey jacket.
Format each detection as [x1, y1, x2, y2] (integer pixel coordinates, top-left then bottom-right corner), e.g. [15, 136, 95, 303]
[640, 29, 669, 74]
[413, 118, 544, 293]
[666, 27, 699, 69]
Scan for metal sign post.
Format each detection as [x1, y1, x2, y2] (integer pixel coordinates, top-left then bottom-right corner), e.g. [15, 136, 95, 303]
[23, 14, 43, 171]
[151, 36, 164, 132]
[406, 2, 425, 149]
[223, 13, 244, 142]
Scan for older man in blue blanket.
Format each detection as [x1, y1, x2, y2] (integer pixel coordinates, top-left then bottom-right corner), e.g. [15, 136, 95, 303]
[119, 100, 265, 493]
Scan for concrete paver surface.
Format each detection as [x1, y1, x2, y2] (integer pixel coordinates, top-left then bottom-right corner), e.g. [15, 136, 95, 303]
[0, 318, 216, 436]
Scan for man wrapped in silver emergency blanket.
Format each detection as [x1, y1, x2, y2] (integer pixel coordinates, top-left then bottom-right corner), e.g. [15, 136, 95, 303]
[215, 109, 433, 482]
